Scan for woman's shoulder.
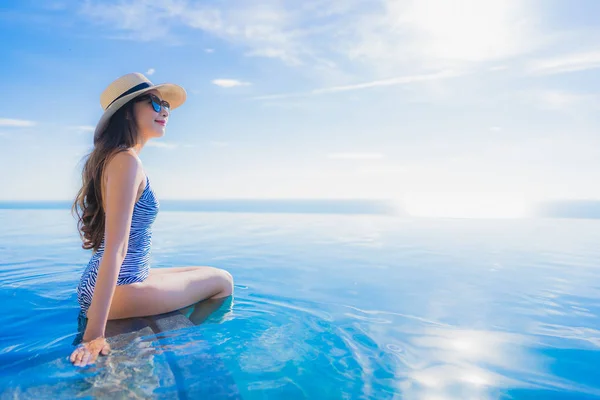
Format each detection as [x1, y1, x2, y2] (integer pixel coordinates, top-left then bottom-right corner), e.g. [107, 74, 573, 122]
[110, 148, 140, 165]
[104, 149, 143, 185]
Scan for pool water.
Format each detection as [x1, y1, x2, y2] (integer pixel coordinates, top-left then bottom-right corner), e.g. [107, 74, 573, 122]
[1, 209, 600, 399]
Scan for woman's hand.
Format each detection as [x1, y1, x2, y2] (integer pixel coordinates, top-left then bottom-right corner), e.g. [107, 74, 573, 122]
[70, 336, 111, 367]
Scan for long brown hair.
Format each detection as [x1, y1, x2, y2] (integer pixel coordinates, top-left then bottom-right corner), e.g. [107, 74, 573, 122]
[71, 98, 141, 252]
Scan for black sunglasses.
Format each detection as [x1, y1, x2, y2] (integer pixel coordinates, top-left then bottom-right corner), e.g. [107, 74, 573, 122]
[135, 93, 170, 113]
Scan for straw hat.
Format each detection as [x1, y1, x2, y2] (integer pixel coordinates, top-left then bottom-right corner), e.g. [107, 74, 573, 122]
[94, 72, 186, 141]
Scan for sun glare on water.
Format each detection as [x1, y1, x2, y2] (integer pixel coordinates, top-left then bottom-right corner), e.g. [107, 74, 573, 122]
[402, 192, 531, 219]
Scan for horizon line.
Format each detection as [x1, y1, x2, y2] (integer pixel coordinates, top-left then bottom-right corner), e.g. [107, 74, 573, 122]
[1, 199, 600, 219]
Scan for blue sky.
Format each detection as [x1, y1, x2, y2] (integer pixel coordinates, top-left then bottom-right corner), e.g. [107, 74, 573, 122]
[1, 0, 599, 217]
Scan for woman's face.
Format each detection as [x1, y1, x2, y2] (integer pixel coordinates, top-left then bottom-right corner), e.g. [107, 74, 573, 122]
[133, 89, 170, 140]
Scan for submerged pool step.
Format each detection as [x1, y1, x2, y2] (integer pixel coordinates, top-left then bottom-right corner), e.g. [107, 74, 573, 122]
[105, 310, 195, 338]
[106, 311, 242, 399]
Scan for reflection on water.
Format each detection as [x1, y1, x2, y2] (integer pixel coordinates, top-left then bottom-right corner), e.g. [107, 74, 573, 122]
[399, 328, 538, 399]
[1, 210, 600, 399]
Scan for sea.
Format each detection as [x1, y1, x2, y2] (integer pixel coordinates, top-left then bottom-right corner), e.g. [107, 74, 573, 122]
[1, 200, 599, 399]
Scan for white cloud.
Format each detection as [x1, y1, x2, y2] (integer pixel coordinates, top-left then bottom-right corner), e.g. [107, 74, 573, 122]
[315, 70, 459, 94]
[328, 153, 385, 160]
[253, 70, 459, 100]
[79, 1, 173, 40]
[79, 1, 305, 65]
[0, 118, 36, 128]
[389, 0, 539, 62]
[205, 48, 215, 53]
[490, 126, 502, 132]
[527, 51, 600, 75]
[79, 0, 544, 75]
[519, 90, 599, 112]
[210, 141, 229, 147]
[212, 79, 251, 88]
[68, 125, 95, 133]
[533, 91, 588, 110]
[356, 164, 408, 175]
[146, 68, 156, 75]
[147, 141, 178, 149]
[245, 47, 302, 66]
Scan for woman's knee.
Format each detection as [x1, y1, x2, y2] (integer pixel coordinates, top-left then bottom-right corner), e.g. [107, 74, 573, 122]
[220, 269, 234, 296]
[191, 266, 233, 298]
[211, 268, 233, 297]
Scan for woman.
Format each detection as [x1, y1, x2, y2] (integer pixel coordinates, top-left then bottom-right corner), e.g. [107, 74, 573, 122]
[69, 73, 234, 367]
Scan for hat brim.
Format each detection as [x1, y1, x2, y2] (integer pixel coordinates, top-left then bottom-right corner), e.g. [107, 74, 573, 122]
[94, 83, 186, 140]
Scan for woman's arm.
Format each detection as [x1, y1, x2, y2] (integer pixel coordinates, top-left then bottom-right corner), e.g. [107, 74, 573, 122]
[82, 150, 141, 341]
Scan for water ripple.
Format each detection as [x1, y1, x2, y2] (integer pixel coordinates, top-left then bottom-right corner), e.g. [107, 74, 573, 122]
[2, 211, 600, 398]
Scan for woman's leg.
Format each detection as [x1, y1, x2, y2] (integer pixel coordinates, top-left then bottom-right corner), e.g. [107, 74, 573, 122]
[148, 266, 233, 324]
[187, 296, 232, 325]
[108, 266, 233, 320]
[149, 266, 203, 275]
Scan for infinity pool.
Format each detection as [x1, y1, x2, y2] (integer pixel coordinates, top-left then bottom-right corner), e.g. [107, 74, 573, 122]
[1, 209, 599, 399]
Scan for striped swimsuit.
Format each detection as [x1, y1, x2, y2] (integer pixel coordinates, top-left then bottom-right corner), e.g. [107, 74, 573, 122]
[77, 175, 159, 317]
